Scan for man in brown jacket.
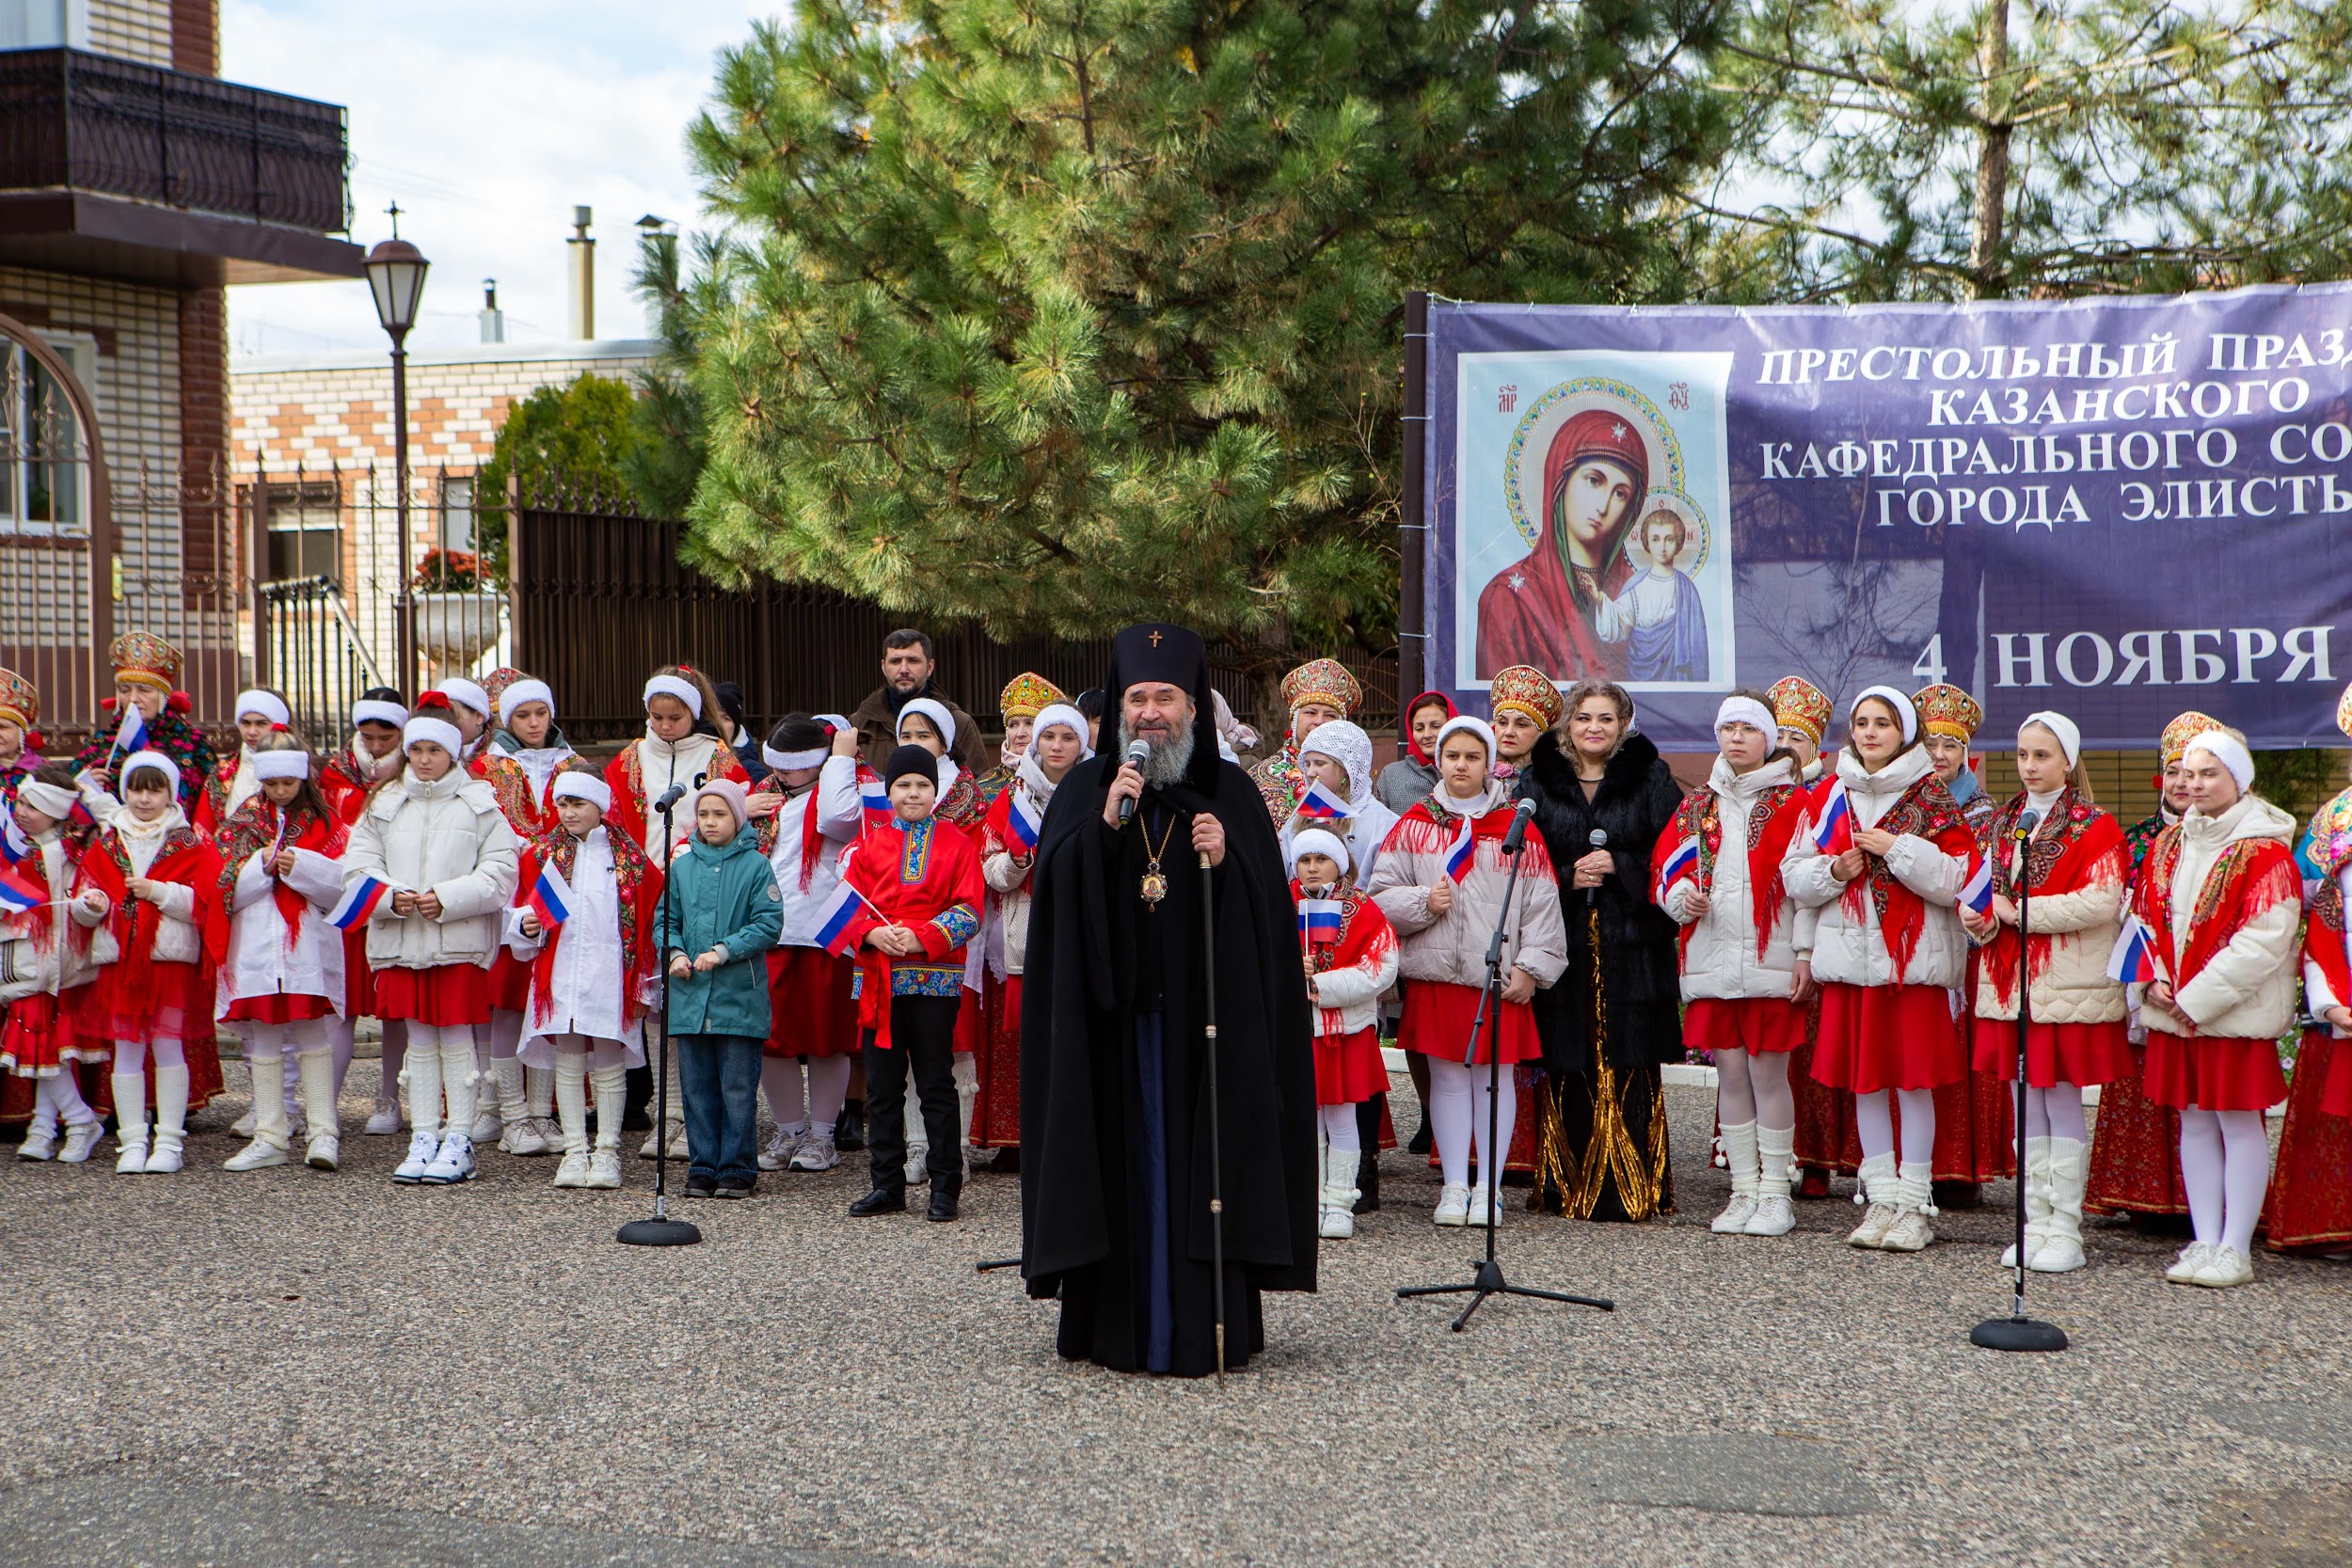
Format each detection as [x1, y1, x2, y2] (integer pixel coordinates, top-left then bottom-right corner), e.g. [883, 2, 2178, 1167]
[849, 628, 987, 776]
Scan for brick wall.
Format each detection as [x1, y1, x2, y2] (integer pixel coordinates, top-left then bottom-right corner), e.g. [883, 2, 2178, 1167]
[170, 0, 215, 74]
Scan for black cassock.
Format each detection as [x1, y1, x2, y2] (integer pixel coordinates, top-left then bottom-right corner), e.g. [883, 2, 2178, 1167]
[1019, 737, 1318, 1376]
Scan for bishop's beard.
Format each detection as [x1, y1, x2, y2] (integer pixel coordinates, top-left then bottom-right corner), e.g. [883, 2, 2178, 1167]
[1120, 717, 1196, 790]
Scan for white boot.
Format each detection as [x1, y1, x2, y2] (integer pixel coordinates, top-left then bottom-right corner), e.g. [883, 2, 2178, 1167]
[148, 1062, 189, 1173]
[587, 1067, 626, 1189]
[494, 1058, 547, 1154]
[1877, 1160, 1938, 1252]
[297, 1050, 341, 1171]
[469, 1037, 503, 1145]
[552, 1055, 591, 1188]
[524, 1062, 562, 1153]
[2028, 1137, 2089, 1274]
[1318, 1145, 1360, 1240]
[225, 1056, 292, 1170]
[1847, 1152, 1899, 1248]
[2004, 1136, 2052, 1269]
[1746, 1125, 1797, 1236]
[955, 1051, 978, 1180]
[440, 1038, 481, 1148]
[111, 1072, 150, 1173]
[1712, 1119, 1760, 1233]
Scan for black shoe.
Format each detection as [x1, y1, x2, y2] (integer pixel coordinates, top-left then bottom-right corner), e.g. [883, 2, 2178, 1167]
[682, 1176, 717, 1199]
[1407, 1122, 1433, 1156]
[835, 1102, 866, 1152]
[714, 1179, 755, 1200]
[1354, 1149, 1380, 1215]
[848, 1185, 904, 1216]
[987, 1146, 1021, 1174]
[927, 1185, 961, 1223]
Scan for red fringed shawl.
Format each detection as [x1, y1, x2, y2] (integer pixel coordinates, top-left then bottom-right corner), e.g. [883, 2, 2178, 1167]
[77, 824, 228, 1006]
[2132, 823, 2301, 1015]
[1656, 778, 1805, 960]
[514, 829, 664, 1030]
[1829, 770, 1978, 984]
[215, 797, 348, 951]
[1978, 791, 2128, 1006]
[1291, 880, 1399, 1037]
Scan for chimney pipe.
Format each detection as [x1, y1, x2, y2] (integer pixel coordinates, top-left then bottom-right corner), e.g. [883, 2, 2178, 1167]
[566, 206, 595, 340]
[478, 278, 505, 344]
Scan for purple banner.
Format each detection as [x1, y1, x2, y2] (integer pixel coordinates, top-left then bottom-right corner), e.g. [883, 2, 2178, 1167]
[1419, 287, 2352, 751]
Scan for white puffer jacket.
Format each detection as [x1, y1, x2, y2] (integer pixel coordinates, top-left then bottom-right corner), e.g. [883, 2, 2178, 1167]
[1969, 791, 2129, 1025]
[1784, 747, 1971, 990]
[341, 771, 520, 971]
[1362, 780, 1567, 992]
[0, 829, 114, 1002]
[2136, 794, 2301, 1043]
[219, 832, 347, 1015]
[1665, 755, 1814, 1003]
[1306, 903, 1399, 1038]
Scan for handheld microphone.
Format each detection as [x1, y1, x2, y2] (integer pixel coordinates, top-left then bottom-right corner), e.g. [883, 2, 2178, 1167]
[1117, 740, 1150, 828]
[1501, 797, 1535, 855]
[1585, 828, 1609, 910]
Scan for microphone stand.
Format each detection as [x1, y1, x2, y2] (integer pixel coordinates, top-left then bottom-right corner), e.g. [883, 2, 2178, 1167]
[620, 773, 701, 1247]
[1972, 812, 2064, 1352]
[1399, 808, 1613, 1331]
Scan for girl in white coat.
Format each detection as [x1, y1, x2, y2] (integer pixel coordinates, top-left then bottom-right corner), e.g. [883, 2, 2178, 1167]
[1784, 687, 1979, 1253]
[1661, 692, 1815, 1239]
[342, 694, 521, 1186]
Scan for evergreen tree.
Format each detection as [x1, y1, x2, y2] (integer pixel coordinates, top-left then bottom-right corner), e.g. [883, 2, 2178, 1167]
[475, 373, 645, 578]
[676, 0, 1734, 675]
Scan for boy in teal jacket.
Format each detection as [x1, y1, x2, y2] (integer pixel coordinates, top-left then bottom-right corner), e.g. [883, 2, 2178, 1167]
[658, 778, 783, 1197]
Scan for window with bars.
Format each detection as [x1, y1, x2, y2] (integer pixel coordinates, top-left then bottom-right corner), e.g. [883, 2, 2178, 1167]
[263, 479, 343, 585]
[0, 336, 93, 537]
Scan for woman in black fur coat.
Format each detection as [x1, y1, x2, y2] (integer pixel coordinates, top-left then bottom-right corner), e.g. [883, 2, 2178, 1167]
[1518, 679, 1687, 1220]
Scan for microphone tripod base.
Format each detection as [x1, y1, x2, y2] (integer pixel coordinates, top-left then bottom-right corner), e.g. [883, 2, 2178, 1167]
[616, 1216, 703, 1247]
[1398, 1256, 1614, 1334]
[1970, 1314, 2067, 1354]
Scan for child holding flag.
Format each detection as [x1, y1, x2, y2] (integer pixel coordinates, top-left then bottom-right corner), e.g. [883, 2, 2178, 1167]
[1959, 711, 2132, 1275]
[321, 689, 409, 1135]
[506, 761, 663, 1190]
[4, 765, 113, 1162]
[1279, 719, 1398, 887]
[1657, 691, 1813, 1239]
[1288, 827, 1397, 1240]
[214, 729, 352, 1172]
[1363, 716, 1565, 1228]
[474, 673, 578, 1158]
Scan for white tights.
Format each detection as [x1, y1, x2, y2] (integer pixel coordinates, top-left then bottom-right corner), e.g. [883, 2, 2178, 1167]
[2179, 1105, 2269, 1256]
[1317, 1102, 1361, 1154]
[1426, 1057, 1516, 1207]
[763, 1053, 851, 1135]
[111, 1037, 188, 1073]
[1715, 1049, 1795, 1132]
[399, 1022, 480, 1137]
[373, 1019, 408, 1107]
[2022, 1083, 2088, 1145]
[1854, 1086, 1936, 1164]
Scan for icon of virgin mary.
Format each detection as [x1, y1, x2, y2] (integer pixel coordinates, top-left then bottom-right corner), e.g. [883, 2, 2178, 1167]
[1473, 407, 1649, 681]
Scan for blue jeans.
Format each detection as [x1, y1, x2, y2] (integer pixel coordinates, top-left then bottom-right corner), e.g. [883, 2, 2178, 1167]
[676, 1033, 763, 1185]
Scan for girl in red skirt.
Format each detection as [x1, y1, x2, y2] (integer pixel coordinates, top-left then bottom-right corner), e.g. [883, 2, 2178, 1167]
[72, 751, 225, 1175]
[1785, 687, 1978, 1253]
[1660, 691, 1812, 1240]
[1961, 712, 2132, 1274]
[1288, 828, 1397, 1241]
[2265, 751, 2352, 1254]
[746, 714, 865, 1173]
[342, 694, 522, 1187]
[215, 729, 353, 1172]
[322, 688, 409, 1135]
[2132, 727, 2300, 1289]
[1363, 716, 1565, 1229]
[473, 674, 575, 1157]
[5, 767, 113, 1163]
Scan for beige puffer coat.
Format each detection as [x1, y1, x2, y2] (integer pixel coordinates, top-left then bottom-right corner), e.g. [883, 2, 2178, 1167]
[1361, 780, 1566, 992]
[341, 771, 520, 971]
[1969, 793, 2129, 1025]
[1783, 747, 1971, 990]
[1665, 755, 1814, 1003]
[2136, 794, 2301, 1043]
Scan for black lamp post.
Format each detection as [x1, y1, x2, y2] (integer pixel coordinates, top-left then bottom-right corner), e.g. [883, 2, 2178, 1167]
[364, 219, 429, 694]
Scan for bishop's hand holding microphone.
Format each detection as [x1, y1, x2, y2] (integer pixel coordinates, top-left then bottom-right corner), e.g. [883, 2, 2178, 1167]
[1104, 739, 1151, 829]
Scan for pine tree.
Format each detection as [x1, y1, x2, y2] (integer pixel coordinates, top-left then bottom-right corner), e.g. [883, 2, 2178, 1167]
[675, 0, 1734, 673]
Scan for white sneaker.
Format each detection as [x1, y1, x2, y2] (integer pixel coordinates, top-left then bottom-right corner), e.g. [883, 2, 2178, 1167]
[531, 1116, 566, 1151]
[1878, 1207, 1935, 1253]
[788, 1132, 839, 1172]
[421, 1132, 477, 1184]
[586, 1148, 623, 1190]
[552, 1149, 592, 1189]
[223, 1137, 290, 1171]
[469, 1109, 502, 1145]
[1711, 1193, 1759, 1234]
[759, 1126, 805, 1171]
[391, 1131, 441, 1184]
[1744, 1195, 1796, 1237]
[1434, 1184, 1471, 1227]
[501, 1117, 549, 1157]
[364, 1102, 404, 1135]
[2192, 1244, 2254, 1289]
[2001, 1236, 2045, 1270]
[1847, 1202, 1899, 1249]
[305, 1133, 341, 1172]
[16, 1125, 56, 1160]
[905, 1151, 930, 1187]
[1465, 1192, 1501, 1229]
[144, 1138, 184, 1175]
[1318, 1204, 1356, 1240]
[115, 1131, 150, 1175]
[57, 1121, 103, 1164]
[2166, 1241, 2217, 1284]
[640, 1122, 688, 1160]
[2027, 1235, 2086, 1274]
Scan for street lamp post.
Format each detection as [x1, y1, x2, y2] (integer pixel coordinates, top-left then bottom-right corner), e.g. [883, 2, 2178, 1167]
[364, 219, 429, 695]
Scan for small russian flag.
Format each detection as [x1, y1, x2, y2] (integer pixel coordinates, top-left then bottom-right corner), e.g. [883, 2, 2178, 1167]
[1441, 819, 1476, 883]
[67, 794, 97, 831]
[327, 873, 394, 931]
[810, 877, 862, 956]
[1655, 835, 1699, 902]
[1, 814, 28, 866]
[108, 703, 148, 761]
[1809, 779, 1853, 855]
[0, 864, 40, 915]
[1007, 789, 1043, 853]
[1960, 852, 1994, 917]
[1295, 779, 1350, 821]
[2106, 911, 2161, 984]
[859, 774, 894, 833]
[1297, 896, 1344, 945]
[525, 863, 574, 929]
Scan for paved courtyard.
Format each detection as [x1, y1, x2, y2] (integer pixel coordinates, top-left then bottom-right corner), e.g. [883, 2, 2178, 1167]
[4, 1065, 2348, 1568]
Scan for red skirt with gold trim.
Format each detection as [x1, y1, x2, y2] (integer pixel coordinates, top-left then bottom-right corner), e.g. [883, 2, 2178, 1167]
[2260, 1029, 2352, 1253]
[2084, 1046, 2187, 1217]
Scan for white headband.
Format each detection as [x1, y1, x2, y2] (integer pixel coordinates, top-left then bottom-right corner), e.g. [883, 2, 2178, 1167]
[119, 749, 182, 789]
[250, 749, 310, 781]
[499, 679, 554, 728]
[234, 689, 290, 728]
[551, 772, 612, 812]
[2183, 730, 2254, 793]
[1851, 685, 1918, 744]
[1715, 696, 1776, 736]
[1435, 714, 1498, 765]
[437, 678, 490, 720]
[643, 674, 702, 719]
[815, 712, 851, 733]
[898, 697, 957, 749]
[2021, 711, 2082, 768]
[1287, 826, 1353, 877]
[404, 716, 463, 756]
[16, 780, 73, 819]
[762, 744, 829, 771]
[1028, 703, 1095, 761]
[352, 699, 407, 729]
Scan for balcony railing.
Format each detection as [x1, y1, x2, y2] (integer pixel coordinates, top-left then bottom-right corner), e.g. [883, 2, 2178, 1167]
[0, 46, 350, 233]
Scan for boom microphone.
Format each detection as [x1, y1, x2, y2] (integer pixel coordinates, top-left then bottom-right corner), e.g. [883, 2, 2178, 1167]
[1501, 797, 1535, 855]
[1118, 740, 1150, 828]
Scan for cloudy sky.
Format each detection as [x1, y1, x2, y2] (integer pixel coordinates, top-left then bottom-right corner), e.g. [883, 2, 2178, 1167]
[221, 1, 775, 361]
